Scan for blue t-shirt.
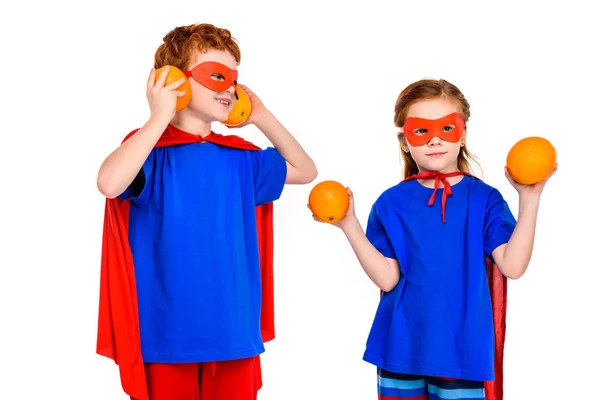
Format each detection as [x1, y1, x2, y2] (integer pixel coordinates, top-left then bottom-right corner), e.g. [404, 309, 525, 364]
[363, 175, 516, 381]
[119, 138, 287, 363]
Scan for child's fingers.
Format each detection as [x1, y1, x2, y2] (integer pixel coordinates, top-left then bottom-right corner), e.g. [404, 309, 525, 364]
[165, 77, 186, 90]
[307, 205, 320, 222]
[147, 68, 156, 91]
[155, 66, 170, 88]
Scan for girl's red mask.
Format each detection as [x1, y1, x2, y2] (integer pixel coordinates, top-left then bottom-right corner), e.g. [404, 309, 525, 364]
[402, 113, 465, 146]
[184, 62, 238, 95]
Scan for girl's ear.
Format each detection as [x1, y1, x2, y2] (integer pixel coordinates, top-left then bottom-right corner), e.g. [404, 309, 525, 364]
[397, 132, 410, 153]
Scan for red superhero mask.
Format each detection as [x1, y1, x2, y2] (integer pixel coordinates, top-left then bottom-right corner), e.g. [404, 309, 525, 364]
[402, 112, 465, 146]
[184, 62, 238, 95]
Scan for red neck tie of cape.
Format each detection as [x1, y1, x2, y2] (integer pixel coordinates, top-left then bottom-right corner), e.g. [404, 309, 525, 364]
[403, 171, 466, 223]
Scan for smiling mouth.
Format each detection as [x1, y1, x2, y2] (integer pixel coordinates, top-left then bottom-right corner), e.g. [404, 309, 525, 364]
[426, 152, 447, 157]
[216, 98, 231, 106]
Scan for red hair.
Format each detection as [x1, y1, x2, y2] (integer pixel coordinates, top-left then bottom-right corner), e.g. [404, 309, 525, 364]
[153, 23, 241, 70]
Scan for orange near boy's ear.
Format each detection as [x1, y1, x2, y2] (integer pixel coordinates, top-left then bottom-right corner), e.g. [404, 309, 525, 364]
[155, 65, 192, 112]
[223, 86, 251, 127]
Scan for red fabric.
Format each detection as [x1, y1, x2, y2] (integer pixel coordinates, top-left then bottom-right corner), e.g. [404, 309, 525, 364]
[97, 125, 275, 400]
[484, 257, 507, 400]
[135, 363, 202, 400]
[199, 358, 261, 400]
[401, 171, 507, 400]
[130, 357, 261, 400]
[403, 170, 475, 223]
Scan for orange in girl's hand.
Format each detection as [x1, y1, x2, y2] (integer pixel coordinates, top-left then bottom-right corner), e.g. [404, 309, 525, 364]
[155, 65, 192, 112]
[308, 181, 349, 223]
[223, 86, 252, 127]
[506, 137, 557, 185]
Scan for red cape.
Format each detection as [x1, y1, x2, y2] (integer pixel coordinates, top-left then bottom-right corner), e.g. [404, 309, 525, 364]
[96, 126, 275, 400]
[484, 257, 507, 400]
[403, 172, 507, 400]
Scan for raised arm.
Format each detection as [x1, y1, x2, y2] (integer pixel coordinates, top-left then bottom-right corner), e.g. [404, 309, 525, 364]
[492, 165, 557, 279]
[235, 84, 317, 185]
[96, 67, 186, 198]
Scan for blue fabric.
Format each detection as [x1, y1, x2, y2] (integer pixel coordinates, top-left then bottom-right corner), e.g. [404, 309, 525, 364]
[377, 368, 485, 399]
[363, 176, 516, 381]
[120, 141, 287, 363]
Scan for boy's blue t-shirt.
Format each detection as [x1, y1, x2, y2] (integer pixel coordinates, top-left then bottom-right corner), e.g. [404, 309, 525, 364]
[363, 175, 516, 381]
[119, 138, 287, 363]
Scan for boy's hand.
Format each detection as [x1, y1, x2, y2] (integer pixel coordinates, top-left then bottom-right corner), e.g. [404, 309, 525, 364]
[309, 187, 357, 230]
[146, 67, 187, 122]
[229, 84, 267, 128]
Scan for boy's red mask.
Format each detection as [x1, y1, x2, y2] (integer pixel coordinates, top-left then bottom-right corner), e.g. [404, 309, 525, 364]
[184, 62, 238, 94]
[402, 113, 465, 146]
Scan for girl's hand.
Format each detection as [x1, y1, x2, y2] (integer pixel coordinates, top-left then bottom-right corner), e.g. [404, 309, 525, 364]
[505, 163, 558, 197]
[309, 187, 357, 230]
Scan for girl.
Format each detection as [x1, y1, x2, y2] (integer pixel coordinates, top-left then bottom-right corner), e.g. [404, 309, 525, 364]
[313, 79, 556, 399]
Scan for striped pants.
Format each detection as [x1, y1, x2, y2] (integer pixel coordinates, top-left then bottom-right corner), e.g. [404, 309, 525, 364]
[378, 368, 485, 400]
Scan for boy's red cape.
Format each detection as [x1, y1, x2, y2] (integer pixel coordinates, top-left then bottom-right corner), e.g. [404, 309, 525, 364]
[96, 126, 276, 400]
[403, 171, 507, 400]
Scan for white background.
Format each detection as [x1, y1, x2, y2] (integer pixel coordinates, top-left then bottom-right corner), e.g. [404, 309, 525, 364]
[1, 1, 599, 399]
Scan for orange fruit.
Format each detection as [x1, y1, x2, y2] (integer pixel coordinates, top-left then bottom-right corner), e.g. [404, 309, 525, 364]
[223, 86, 252, 127]
[308, 180, 349, 223]
[506, 136, 557, 184]
[155, 65, 192, 112]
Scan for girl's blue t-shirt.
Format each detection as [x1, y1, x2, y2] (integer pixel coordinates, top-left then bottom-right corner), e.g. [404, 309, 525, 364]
[363, 175, 516, 381]
[119, 140, 287, 363]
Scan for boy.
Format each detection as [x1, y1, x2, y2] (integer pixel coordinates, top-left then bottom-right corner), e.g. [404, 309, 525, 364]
[96, 23, 317, 400]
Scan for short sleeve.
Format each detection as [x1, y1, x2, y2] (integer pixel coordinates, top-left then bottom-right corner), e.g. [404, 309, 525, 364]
[484, 189, 517, 257]
[365, 204, 396, 259]
[118, 150, 156, 208]
[248, 147, 287, 206]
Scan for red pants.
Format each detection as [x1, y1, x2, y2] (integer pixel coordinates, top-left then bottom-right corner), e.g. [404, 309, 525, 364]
[131, 356, 262, 400]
